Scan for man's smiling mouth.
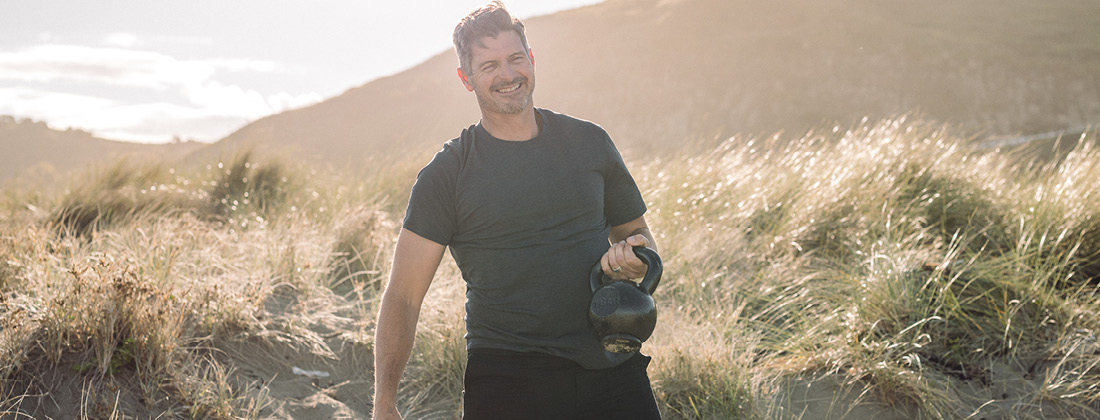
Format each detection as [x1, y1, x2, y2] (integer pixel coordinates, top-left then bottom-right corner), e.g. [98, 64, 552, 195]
[493, 77, 526, 94]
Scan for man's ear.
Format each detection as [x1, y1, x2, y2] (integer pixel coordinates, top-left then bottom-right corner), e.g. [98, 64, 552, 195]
[457, 67, 474, 92]
[528, 48, 535, 66]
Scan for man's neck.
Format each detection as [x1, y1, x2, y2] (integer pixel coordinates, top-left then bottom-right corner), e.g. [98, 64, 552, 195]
[481, 107, 540, 141]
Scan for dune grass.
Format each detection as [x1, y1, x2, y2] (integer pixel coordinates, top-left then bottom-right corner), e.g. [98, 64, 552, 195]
[637, 118, 1100, 418]
[2, 119, 1100, 418]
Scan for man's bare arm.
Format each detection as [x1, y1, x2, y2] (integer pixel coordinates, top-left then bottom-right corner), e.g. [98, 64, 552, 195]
[372, 228, 446, 419]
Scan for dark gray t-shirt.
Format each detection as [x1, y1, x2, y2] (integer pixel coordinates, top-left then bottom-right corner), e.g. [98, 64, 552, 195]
[402, 108, 647, 369]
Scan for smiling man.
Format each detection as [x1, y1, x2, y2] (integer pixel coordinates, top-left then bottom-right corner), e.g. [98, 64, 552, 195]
[371, 2, 661, 419]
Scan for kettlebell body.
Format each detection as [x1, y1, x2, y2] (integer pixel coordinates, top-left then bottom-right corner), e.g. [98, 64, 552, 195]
[588, 247, 663, 353]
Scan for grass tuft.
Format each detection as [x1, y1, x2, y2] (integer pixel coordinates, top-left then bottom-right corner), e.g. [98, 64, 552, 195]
[205, 151, 297, 223]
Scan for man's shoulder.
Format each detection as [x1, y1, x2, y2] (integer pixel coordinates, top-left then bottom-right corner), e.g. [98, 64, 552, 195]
[421, 123, 479, 175]
[445, 122, 480, 148]
[540, 108, 609, 141]
[541, 108, 603, 130]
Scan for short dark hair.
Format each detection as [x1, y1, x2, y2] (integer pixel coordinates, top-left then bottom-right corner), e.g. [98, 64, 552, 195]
[453, 1, 530, 75]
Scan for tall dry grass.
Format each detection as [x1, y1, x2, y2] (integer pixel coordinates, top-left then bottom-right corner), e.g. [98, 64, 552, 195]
[638, 118, 1100, 418]
[0, 151, 411, 418]
[2, 120, 1099, 418]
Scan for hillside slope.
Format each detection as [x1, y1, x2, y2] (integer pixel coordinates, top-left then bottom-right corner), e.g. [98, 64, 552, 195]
[205, 0, 1100, 161]
[0, 116, 204, 182]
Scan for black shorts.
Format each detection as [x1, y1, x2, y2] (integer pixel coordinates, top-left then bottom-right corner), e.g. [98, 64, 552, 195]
[462, 348, 662, 420]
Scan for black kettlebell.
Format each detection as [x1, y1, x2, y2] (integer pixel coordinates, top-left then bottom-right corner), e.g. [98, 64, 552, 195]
[588, 246, 663, 354]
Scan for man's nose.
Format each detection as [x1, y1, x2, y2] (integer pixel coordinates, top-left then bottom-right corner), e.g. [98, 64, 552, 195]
[500, 62, 519, 79]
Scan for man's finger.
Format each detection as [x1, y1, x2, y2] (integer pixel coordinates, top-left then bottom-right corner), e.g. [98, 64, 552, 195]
[626, 234, 649, 248]
[601, 252, 613, 275]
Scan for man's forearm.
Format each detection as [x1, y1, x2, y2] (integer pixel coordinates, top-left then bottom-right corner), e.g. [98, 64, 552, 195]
[373, 292, 422, 408]
[372, 228, 445, 413]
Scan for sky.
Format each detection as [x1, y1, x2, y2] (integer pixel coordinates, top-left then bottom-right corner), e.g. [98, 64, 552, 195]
[0, 1, 603, 144]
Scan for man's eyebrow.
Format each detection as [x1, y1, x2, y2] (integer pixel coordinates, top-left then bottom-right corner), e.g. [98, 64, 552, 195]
[475, 51, 526, 69]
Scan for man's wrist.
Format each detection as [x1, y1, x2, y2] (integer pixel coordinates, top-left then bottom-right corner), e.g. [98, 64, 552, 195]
[373, 387, 399, 406]
[374, 392, 396, 404]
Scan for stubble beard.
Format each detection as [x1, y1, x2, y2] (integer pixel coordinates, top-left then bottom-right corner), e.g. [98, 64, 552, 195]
[476, 76, 535, 115]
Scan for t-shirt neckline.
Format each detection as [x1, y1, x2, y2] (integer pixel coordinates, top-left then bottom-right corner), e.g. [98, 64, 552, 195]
[476, 108, 549, 145]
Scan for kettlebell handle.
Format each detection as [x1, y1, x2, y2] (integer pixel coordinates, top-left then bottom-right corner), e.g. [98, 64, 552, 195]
[589, 246, 663, 295]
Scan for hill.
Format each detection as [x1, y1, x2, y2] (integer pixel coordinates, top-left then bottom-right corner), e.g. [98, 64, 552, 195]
[0, 116, 204, 183]
[205, 0, 1100, 162]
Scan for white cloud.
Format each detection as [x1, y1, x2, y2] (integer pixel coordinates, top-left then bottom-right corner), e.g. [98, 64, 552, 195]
[184, 81, 322, 118]
[0, 44, 284, 87]
[0, 87, 244, 142]
[185, 81, 270, 117]
[0, 44, 213, 88]
[0, 84, 321, 143]
[267, 91, 324, 112]
[0, 87, 116, 118]
[205, 58, 279, 73]
[103, 32, 140, 48]
[0, 44, 319, 142]
[70, 102, 248, 143]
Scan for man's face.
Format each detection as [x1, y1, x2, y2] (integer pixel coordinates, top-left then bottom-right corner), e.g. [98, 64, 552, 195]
[460, 30, 535, 116]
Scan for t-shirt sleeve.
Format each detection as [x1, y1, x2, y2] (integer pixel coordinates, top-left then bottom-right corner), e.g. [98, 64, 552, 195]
[402, 150, 458, 246]
[601, 134, 647, 227]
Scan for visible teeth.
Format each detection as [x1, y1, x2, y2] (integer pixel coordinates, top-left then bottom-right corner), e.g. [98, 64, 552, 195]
[497, 83, 520, 93]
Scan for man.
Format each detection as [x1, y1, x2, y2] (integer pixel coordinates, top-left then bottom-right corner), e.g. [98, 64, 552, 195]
[372, 2, 661, 419]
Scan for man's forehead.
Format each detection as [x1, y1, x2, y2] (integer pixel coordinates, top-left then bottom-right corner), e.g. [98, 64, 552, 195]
[471, 31, 526, 56]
